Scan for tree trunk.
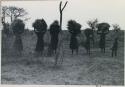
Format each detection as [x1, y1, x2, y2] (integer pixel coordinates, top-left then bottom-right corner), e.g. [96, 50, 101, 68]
[54, 1, 68, 66]
[11, 14, 13, 23]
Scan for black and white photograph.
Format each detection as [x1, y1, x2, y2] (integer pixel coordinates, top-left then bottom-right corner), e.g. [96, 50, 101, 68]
[1, 0, 124, 85]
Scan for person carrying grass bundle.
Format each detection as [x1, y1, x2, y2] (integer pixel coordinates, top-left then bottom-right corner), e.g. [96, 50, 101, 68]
[11, 19, 25, 56]
[32, 19, 47, 56]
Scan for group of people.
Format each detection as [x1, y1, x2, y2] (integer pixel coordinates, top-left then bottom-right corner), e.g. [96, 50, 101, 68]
[2, 18, 120, 57]
[32, 19, 120, 57]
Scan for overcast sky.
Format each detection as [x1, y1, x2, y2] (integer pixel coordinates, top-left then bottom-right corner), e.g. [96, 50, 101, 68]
[1, 0, 125, 30]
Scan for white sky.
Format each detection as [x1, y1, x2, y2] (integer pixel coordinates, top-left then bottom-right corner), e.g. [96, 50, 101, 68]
[1, 0, 125, 30]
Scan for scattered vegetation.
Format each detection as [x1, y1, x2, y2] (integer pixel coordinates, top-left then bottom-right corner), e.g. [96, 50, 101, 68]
[1, 2, 124, 85]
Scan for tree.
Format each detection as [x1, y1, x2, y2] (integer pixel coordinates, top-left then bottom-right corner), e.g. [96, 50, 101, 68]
[84, 28, 93, 55]
[11, 19, 25, 56]
[113, 24, 120, 31]
[2, 6, 10, 36]
[32, 19, 47, 56]
[2, 6, 28, 23]
[50, 20, 60, 54]
[112, 24, 121, 38]
[67, 20, 81, 54]
[97, 23, 110, 53]
[2, 6, 28, 36]
[59, 1, 68, 30]
[87, 19, 98, 30]
[87, 19, 98, 45]
[54, 1, 68, 66]
[2, 6, 8, 23]
[2, 22, 10, 36]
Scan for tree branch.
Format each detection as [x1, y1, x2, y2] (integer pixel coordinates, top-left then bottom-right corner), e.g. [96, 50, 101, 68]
[59, 1, 62, 13]
[61, 1, 68, 11]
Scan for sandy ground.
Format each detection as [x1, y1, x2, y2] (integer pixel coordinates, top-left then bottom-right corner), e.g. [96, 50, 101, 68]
[1, 31, 124, 85]
[1, 45, 124, 85]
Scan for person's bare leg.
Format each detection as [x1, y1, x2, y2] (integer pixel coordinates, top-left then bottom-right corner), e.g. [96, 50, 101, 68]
[76, 49, 78, 55]
[112, 50, 114, 57]
[72, 50, 73, 55]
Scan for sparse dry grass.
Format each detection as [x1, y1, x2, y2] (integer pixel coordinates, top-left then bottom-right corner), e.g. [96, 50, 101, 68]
[1, 30, 124, 85]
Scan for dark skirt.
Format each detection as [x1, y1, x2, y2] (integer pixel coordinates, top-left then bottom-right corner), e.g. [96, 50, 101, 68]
[50, 37, 58, 50]
[14, 37, 23, 51]
[70, 37, 78, 50]
[84, 39, 90, 50]
[99, 39, 105, 49]
[35, 39, 44, 52]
